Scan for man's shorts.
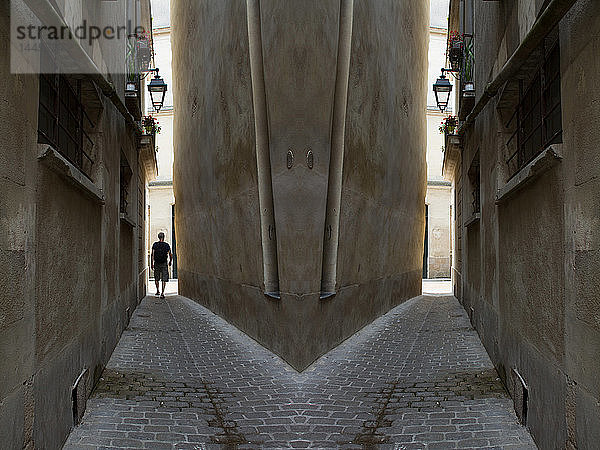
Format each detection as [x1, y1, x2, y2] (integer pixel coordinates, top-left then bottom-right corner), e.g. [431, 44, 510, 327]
[154, 263, 169, 282]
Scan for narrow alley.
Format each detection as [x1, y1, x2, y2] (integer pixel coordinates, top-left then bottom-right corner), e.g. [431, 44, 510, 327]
[64, 290, 535, 449]
[3, 0, 600, 448]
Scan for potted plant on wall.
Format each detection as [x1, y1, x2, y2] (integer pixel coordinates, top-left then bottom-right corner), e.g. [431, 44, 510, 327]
[142, 115, 161, 135]
[139, 116, 160, 162]
[124, 39, 143, 119]
[447, 31, 463, 72]
[439, 115, 458, 136]
[125, 38, 138, 92]
[441, 116, 461, 160]
[463, 36, 475, 92]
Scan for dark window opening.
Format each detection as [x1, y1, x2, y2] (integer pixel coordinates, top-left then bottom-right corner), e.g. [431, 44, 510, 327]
[468, 152, 480, 216]
[38, 51, 95, 180]
[120, 152, 133, 215]
[505, 40, 562, 179]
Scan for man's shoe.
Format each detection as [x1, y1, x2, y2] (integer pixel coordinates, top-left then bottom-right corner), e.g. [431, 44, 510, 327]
[160, 294, 165, 299]
[155, 292, 160, 296]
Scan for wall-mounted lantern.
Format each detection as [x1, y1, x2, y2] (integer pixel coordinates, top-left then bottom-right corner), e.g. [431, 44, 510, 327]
[147, 68, 167, 112]
[433, 69, 453, 112]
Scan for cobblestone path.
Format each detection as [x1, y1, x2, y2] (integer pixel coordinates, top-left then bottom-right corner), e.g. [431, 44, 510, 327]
[63, 294, 537, 449]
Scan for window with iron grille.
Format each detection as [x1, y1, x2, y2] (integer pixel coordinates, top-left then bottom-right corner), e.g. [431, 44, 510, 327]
[468, 151, 480, 216]
[38, 53, 95, 180]
[120, 152, 133, 215]
[471, 171, 480, 215]
[505, 41, 562, 179]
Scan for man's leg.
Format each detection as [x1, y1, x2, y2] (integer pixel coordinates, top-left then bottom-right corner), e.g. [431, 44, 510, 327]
[155, 278, 160, 295]
[159, 264, 169, 299]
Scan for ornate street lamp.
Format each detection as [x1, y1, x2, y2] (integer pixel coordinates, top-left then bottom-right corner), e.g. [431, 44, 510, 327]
[433, 69, 453, 112]
[147, 68, 167, 112]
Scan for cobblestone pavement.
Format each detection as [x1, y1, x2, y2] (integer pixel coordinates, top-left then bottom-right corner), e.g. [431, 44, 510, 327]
[64, 293, 537, 449]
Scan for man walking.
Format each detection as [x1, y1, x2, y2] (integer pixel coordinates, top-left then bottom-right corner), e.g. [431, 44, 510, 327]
[151, 232, 173, 299]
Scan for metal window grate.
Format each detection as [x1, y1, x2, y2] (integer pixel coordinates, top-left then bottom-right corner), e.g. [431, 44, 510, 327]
[468, 152, 480, 216]
[120, 153, 133, 214]
[505, 42, 562, 179]
[38, 68, 95, 180]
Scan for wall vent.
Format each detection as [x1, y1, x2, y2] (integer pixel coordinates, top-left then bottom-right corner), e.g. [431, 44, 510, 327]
[72, 368, 89, 425]
[512, 368, 528, 425]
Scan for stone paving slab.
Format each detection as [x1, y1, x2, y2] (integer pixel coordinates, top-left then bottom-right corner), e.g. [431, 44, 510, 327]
[421, 279, 452, 295]
[63, 293, 537, 449]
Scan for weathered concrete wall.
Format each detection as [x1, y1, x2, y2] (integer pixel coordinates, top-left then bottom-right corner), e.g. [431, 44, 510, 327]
[325, 0, 428, 358]
[172, 0, 277, 359]
[172, 0, 428, 370]
[0, 0, 151, 447]
[561, 1, 600, 447]
[449, 0, 600, 448]
[0, 1, 38, 445]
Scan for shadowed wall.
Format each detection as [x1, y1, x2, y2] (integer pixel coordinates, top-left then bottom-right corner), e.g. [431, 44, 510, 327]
[172, 0, 428, 370]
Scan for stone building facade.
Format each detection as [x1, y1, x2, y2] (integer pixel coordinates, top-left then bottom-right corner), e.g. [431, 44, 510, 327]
[172, 0, 429, 370]
[146, 19, 177, 277]
[443, 0, 600, 448]
[0, 0, 157, 448]
[425, 0, 453, 279]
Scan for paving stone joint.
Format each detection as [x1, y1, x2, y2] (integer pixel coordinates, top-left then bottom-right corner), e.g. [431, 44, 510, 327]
[64, 294, 537, 449]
